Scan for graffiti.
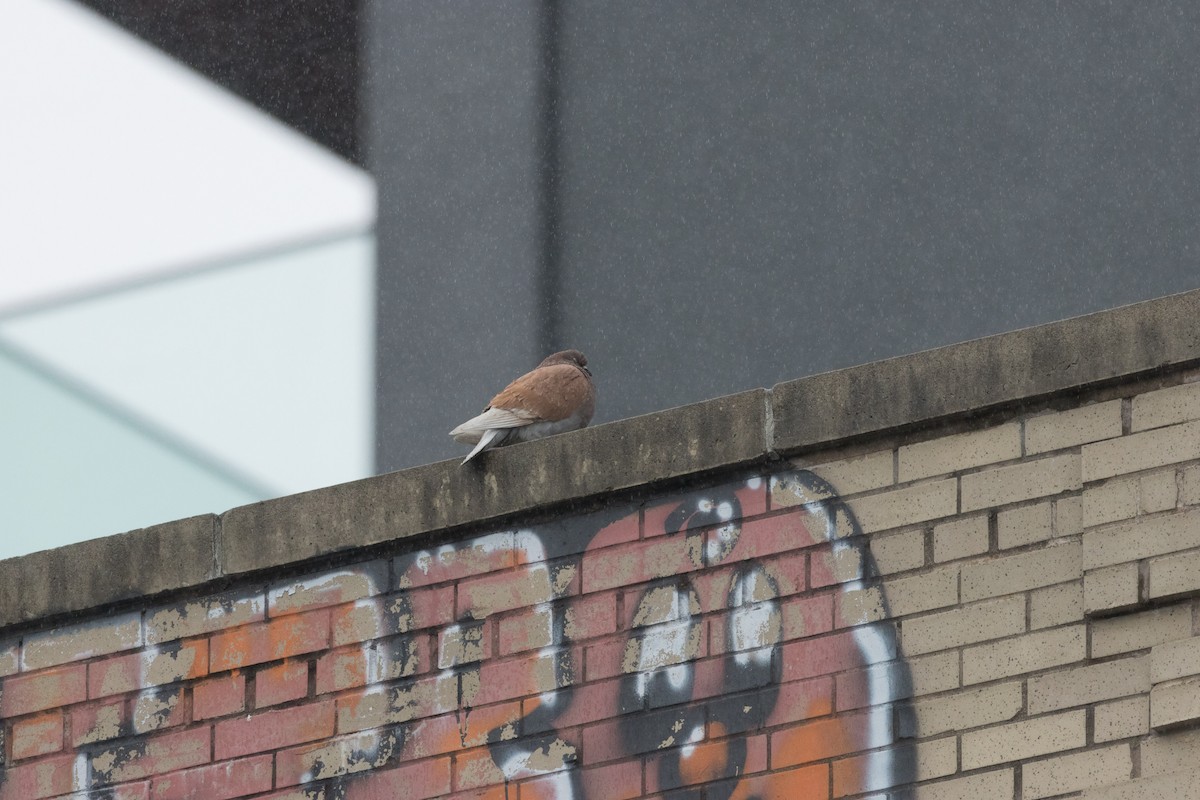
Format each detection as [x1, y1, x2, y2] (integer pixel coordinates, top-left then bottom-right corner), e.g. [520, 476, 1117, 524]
[0, 469, 912, 799]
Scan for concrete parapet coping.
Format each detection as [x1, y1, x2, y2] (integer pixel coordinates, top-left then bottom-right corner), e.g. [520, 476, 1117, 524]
[4, 288, 1200, 630]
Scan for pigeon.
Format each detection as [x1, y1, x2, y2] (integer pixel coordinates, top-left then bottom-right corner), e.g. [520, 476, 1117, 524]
[450, 350, 595, 465]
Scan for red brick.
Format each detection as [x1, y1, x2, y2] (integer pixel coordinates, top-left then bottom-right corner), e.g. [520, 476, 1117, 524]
[0, 753, 78, 800]
[268, 561, 388, 616]
[89, 640, 209, 698]
[71, 698, 128, 746]
[330, 585, 454, 647]
[582, 536, 704, 594]
[564, 591, 618, 642]
[149, 755, 273, 800]
[584, 634, 628, 682]
[400, 702, 522, 761]
[209, 609, 330, 671]
[341, 756, 452, 799]
[579, 510, 641, 550]
[642, 478, 769, 540]
[764, 676, 836, 727]
[315, 636, 428, 695]
[256, 659, 310, 707]
[770, 709, 875, 769]
[522, 761, 641, 800]
[275, 728, 404, 786]
[440, 787, 509, 800]
[131, 686, 188, 734]
[521, 677, 629, 734]
[457, 565, 560, 619]
[88, 726, 212, 785]
[452, 745, 509, 789]
[779, 628, 884, 683]
[193, 672, 246, 720]
[395, 532, 516, 589]
[0, 664, 86, 717]
[214, 699, 335, 759]
[645, 733, 767, 793]
[706, 510, 815, 567]
[468, 648, 577, 708]
[11, 711, 64, 760]
[498, 606, 557, 655]
[708, 762, 829, 799]
[52, 782, 152, 800]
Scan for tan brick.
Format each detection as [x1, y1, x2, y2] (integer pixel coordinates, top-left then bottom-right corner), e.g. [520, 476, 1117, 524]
[1082, 768, 1200, 800]
[1182, 464, 1200, 506]
[1030, 581, 1084, 629]
[880, 565, 959, 618]
[807, 449, 894, 496]
[1132, 381, 1200, 432]
[1084, 563, 1140, 614]
[932, 514, 989, 562]
[962, 453, 1081, 513]
[21, 612, 142, 671]
[960, 540, 1081, 603]
[901, 595, 1026, 656]
[1095, 695, 1150, 743]
[1141, 728, 1200, 777]
[1091, 602, 1193, 658]
[898, 423, 1021, 482]
[147, 589, 266, 644]
[869, 527, 926, 575]
[1141, 469, 1179, 513]
[997, 501, 1052, 549]
[1151, 675, 1200, 730]
[1083, 477, 1140, 528]
[268, 563, 387, 616]
[963, 625, 1086, 685]
[1082, 419, 1200, 482]
[1055, 495, 1083, 536]
[851, 479, 958, 534]
[913, 769, 1014, 800]
[832, 735, 956, 797]
[902, 681, 1022, 737]
[907, 650, 960, 697]
[1083, 507, 1200, 570]
[1023, 744, 1132, 799]
[1149, 547, 1200, 600]
[1027, 655, 1149, 714]
[960, 709, 1085, 770]
[1152, 635, 1200, 683]
[1026, 400, 1124, 455]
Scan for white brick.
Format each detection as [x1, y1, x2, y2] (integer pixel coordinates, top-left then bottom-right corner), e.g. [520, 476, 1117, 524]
[960, 540, 1081, 602]
[1094, 695, 1149, 743]
[932, 514, 989, 562]
[898, 423, 1021, 482]
[997, 501, 1052, 549]
[1152, 635, 1200, 683]
[851, 478, 959, 534]
[1151, 675, 1200, 731]
[1148, 547, 1200, 600]
[1027, 655, 1149, 714]
[960, 709, 1085, 770]
[961, 453, 1081, 513]
[1023, 744, 1132, 799]
[1026, 400, 1123, 454]
[1030, 581, 1083, 629]
[963, 625, 1086, 685]
[902, 595, 1026, 656]
[1083, 507, 1200, 570]
[1132, 381, 1200, 432]
[807, 448, 894, 496]
[1082, 419, 1200, 482]
[1090, 603, 1193, 659]
[913, 769, 1014, 800]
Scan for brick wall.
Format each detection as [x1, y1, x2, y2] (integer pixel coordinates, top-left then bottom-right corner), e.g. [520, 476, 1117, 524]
[3, 293, 1200, 799]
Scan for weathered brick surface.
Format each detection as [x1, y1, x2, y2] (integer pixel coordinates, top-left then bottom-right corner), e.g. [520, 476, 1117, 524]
[3, 364, 1200, 800]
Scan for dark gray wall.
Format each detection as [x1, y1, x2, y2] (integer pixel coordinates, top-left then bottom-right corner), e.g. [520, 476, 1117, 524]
[373, 2, 1200, 471]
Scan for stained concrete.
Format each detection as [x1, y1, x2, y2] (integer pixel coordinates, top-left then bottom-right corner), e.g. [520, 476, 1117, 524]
[4, 289, 1200, 629]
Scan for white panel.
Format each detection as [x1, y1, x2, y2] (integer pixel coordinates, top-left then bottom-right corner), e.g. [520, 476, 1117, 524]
[0, 235, 375, 496]
[0, 0, 375, 312]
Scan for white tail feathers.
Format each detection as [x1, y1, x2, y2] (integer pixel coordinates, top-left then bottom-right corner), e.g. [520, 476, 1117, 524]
[461, 428, 504, 464]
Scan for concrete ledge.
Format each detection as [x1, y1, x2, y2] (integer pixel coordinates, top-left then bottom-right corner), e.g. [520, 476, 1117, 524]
[772, 288, 1200, 451]
[4, 288, 1200, 630]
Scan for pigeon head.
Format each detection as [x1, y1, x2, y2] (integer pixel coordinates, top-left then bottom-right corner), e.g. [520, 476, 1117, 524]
[540, 349, 590, 375]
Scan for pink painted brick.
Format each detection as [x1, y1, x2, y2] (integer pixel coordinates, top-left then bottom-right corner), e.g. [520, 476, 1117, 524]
[214, 700, 335, 760]
[149, 754, 273, 800]
[193, 672, 246, 720]
[10, 711, 64, 760]
[209, 609, 330, 671]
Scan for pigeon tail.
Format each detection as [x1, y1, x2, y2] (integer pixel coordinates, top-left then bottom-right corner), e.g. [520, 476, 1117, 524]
[461, 428, 504, 465]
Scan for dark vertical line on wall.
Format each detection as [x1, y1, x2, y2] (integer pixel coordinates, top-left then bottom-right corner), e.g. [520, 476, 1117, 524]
[536, 0, 563, 356]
